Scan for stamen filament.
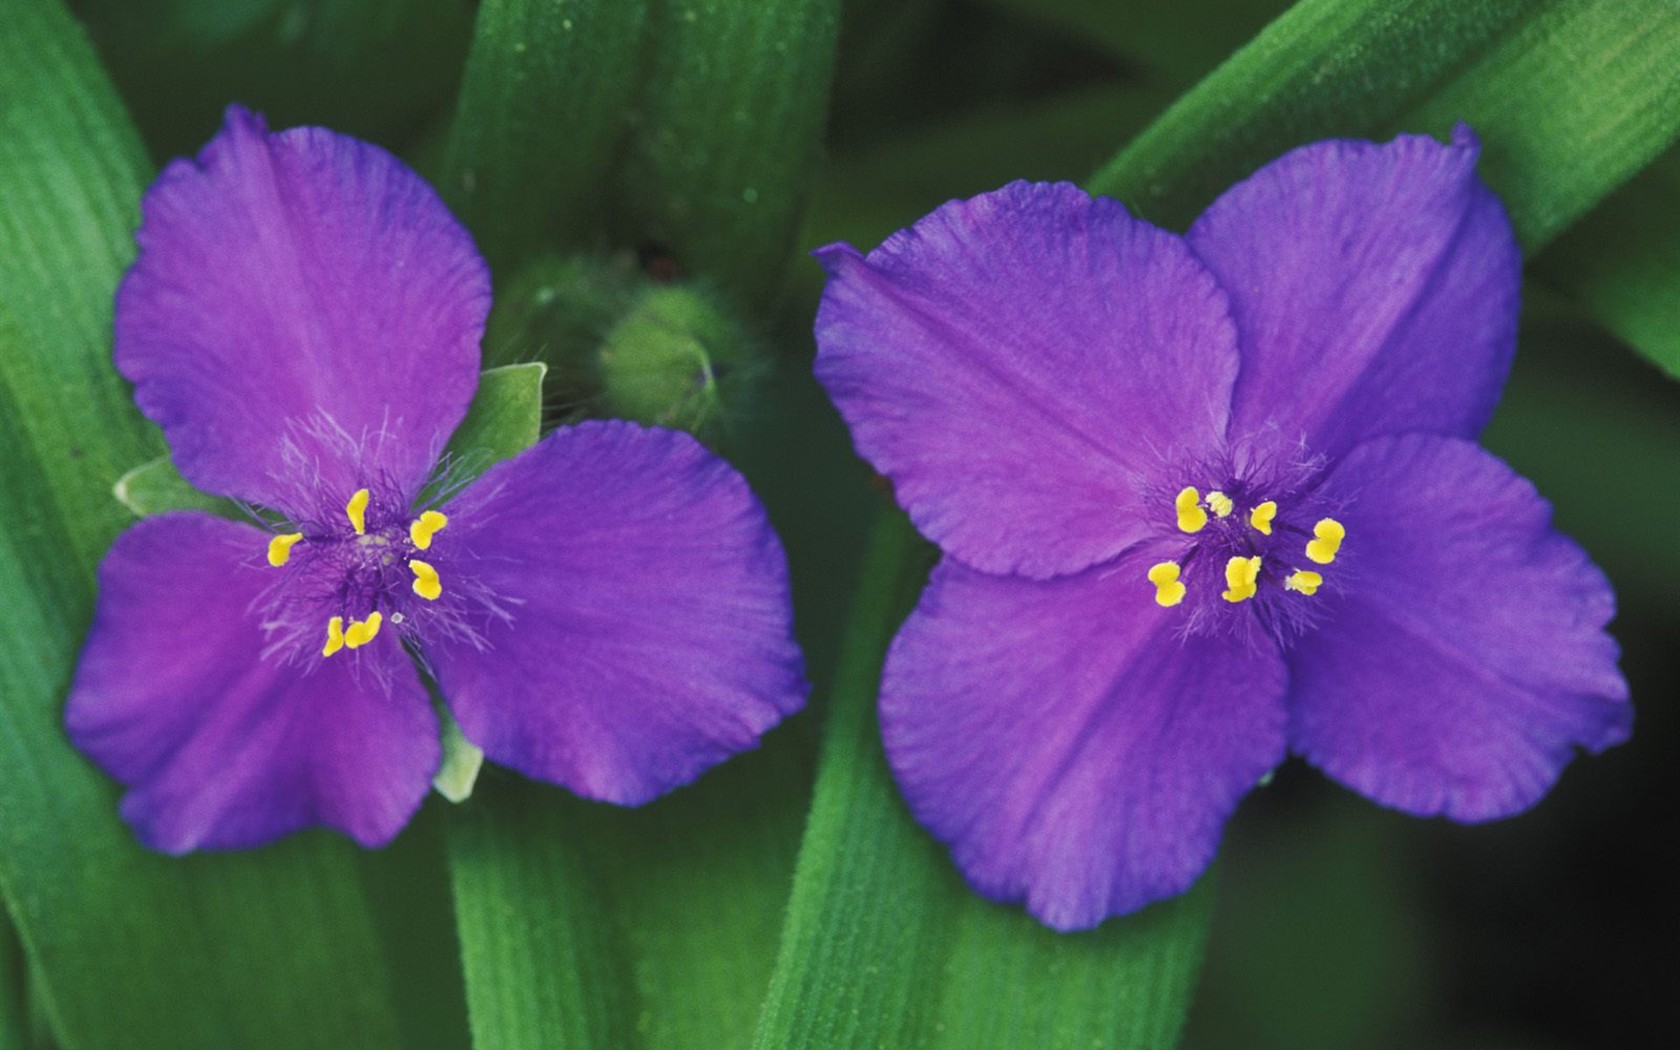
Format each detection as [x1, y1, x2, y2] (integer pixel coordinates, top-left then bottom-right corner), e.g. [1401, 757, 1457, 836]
[1146, 561, 1187, 607]
[266, 532, 303, 567]
[409, 559, 443, 601]
[1175, 487, 1208, 534]
[1249, 501, 1277, 536]
[1221, 555, 1262, 603]
[1305, 518, 1345, 565]
[346, 488, 370, 536]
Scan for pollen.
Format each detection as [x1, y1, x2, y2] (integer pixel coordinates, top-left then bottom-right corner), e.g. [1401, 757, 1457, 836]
[1175, 487, 1208, 534]
[409, 558, 443, 601]
[322, 616, 345, 657]
[1204, 490, 1234, 518]
[1285, 569, 1323, 596]
[346, 487, 371, 536]
[1305, 518, 1345, 565]
[1248, 501, 1277, 536]
[1146, 561, 1187, 607]
[344, 611, 383, 649]
[1221, 555, 1262, 603]
[409, 510, 449, 551]
[266, 532, 303, 567]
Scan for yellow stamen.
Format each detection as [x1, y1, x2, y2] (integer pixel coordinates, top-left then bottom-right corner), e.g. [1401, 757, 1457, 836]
[266, 532, 303, 567]
[1146, 561, 1187, 608]
[1249, 501, 1277, 536]
[1285, 570, 1323, 596]
[1305, 518, 1345, 565]
[409, 559, 442, 601]
[409, 510, 449, 551]
[1221, 555, 1262, 603]
[346, 488, 370, 536]
[322, 616, 345, 657]
[344, 611, 383, 649]
[1204, 490, 1233, 518]
[1175, 486, 1208, 534]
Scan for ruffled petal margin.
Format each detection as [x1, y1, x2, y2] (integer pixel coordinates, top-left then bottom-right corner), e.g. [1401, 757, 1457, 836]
[1188, 126, 1521, 459]
[815, 181, 1239, 580]
[882, 556, 1288, 930]
[115, 105, 489, 514]
[1287, 434, 1630, 821]
[427, 421, 806, 805]
[66, 513, 439, 852]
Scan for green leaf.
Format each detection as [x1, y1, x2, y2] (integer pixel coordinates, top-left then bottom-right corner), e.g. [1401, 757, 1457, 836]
[112, 457, 242, 518]
[1530, 146, 1680, 380]
[1088, 0, 1680, 248]
[441, 362, 548, 480]
[620, 0, 842, 310]
[753, 514, 1214, 1048]
[0, 3, 400, 1046]
[438, 0, 650, 272]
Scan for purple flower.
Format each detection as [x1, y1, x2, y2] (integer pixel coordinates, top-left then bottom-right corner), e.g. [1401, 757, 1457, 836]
[66, 107, 805, 853]
[814, 127, 1631, 931]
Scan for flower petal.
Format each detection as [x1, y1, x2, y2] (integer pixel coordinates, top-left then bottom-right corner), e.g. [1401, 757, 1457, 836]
[66, 513, 439, 852]
[1188, 126, 1521, 459]
[882, 556, 1287, 930]
[815, 181, 1238, 579]
[115, 105, 489, 513]
[1287, 434, 1631, 821]
[427, 421, 806, 805]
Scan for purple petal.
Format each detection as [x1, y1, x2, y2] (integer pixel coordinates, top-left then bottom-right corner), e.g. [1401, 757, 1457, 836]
[426, 420, 806, 805]
[882, 555, 1287, 930]
[1188, 126, 1520, 459]
[115, 105, 489, 513]
[1287, 434, 1630, 821]
[815, 181, 1239, 580]
[66, 513, 439, 852]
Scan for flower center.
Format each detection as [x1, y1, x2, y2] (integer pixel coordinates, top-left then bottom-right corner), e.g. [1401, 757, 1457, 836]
[262, 486, 450, 658]
[1146, 484, 1346, 612]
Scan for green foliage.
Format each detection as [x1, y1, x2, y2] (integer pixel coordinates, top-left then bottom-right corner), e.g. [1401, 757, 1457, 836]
[0, 2, 400, 1046]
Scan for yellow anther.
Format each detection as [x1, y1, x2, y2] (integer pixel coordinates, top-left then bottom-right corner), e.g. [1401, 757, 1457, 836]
[1305, 518, 1346, 565]
[322, 616, 345, 657]
[409, 559, 442, 601]
[1175, 487, 1208, 534]
[409, 510, 449, 551]
[344, 611, 383, 649]
[266, 532, 303, 567]
[346, 488, 370, 536]
[1146, 561, 1187, 608]
[1204, 491, 1234, 518]
[1285, 570, 1324, 596]
[1249, 501, 1277, 536]
[1221, 555, 1262, 603]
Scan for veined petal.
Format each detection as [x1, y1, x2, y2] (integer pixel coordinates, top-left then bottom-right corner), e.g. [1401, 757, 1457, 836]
[427, 421, 805, 805]
[882, 556, 1287, 930]
[815, 181, 1238, 580]
[1287, 434, 1630, 821]
[66, 513, 439, 852]
[1188, 126, 1520, 459]
[115, 106, 489, 513]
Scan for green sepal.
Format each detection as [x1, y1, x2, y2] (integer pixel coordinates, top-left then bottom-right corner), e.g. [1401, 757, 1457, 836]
[440, 362, 549, 482]
[598, 285, 757, 441]
[432, 707, 486, 804]
[113, 458, 243, 519]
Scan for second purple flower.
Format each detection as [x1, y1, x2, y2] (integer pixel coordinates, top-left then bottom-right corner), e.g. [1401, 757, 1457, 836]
[815, 127, 1631, 931]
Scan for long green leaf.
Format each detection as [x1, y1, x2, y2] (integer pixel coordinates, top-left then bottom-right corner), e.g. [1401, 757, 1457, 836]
[1088, 0, 1680, 248]
[1530, 146, 1680, 380]
[754, 514, 1214, 1048]
[438, 0, 649, 273]
[619, 0, 841, 309]
[0, 3, 399, 1046]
